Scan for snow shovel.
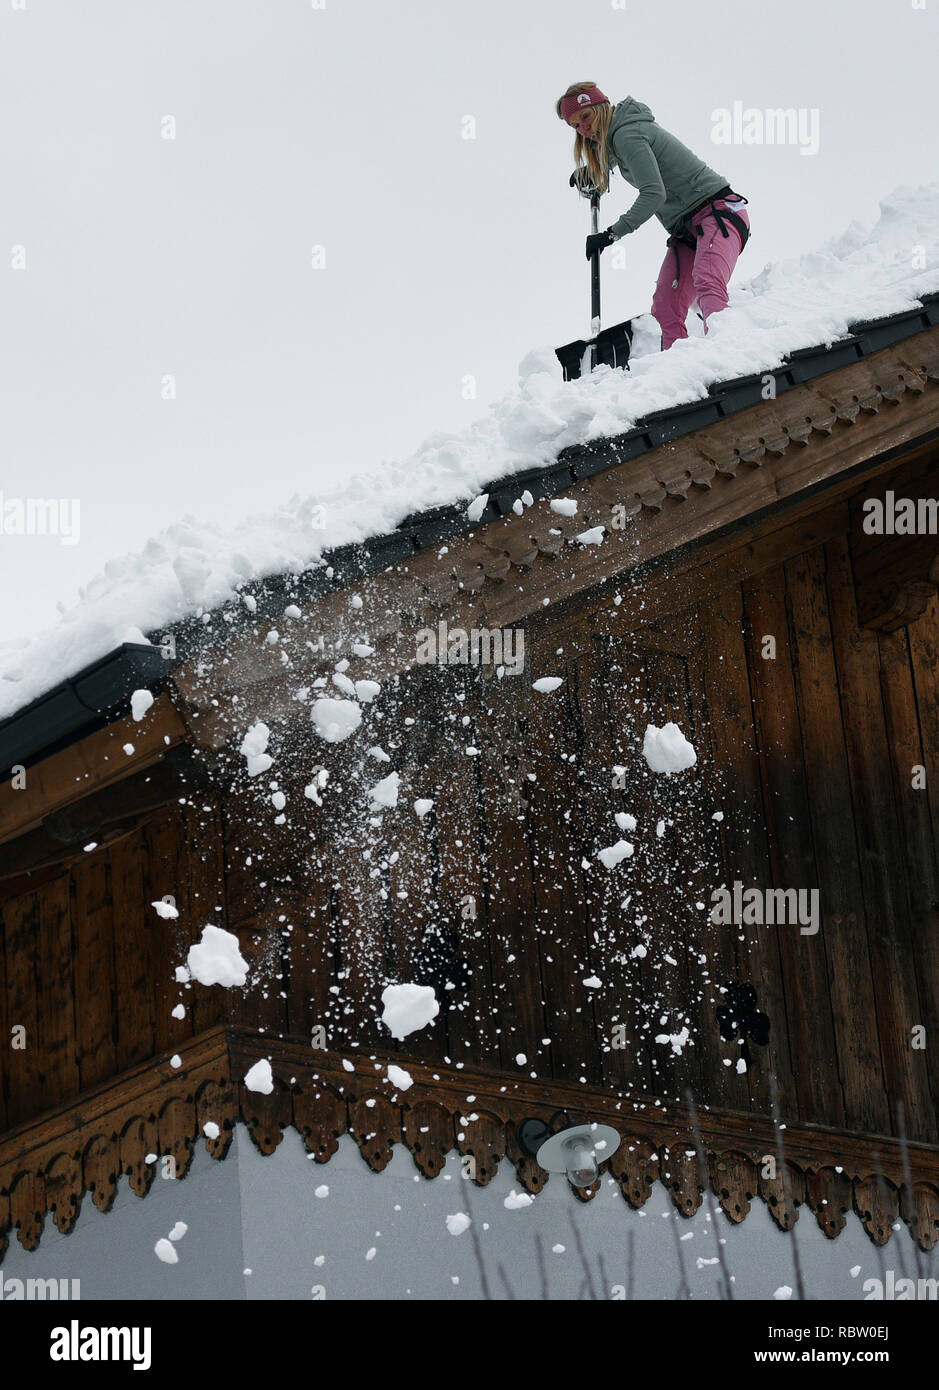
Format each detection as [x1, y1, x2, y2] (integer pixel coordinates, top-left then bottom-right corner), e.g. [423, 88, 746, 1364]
[555, 173, 633, 382]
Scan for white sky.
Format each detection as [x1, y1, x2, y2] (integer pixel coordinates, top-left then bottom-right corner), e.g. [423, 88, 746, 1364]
[0, 0, 935, 647]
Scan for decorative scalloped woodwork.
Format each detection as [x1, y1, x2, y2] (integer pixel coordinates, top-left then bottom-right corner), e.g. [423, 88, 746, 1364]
[608, 1139, 659, 1209]
[10, 1171, 46, 1251]
[240, 1081, 291, 1156]
[349, 1095, 398, 1173]
[660, 1147, 703, 1218]
[44, 1151, 84, 1234]
[83, 1134, 119, 1214]
[504, 1120, 549, 1195]
[759, 1161, 805, 1232]
[455, 1110, 505, 1186]
[710, 1151, 757, 1224]
[158, 1096, 196, 1178]
[572, 1175, 602, 1203]
[292, 1083, 344, 1163]
[119, 1115, 159, 1198]
[854, 1176, 899, 1246]
[403, 1100, 453, 1179]
[900, 1184, 939, 1251]
[195, 1079, 236, 1161]
[806, 1167, 854, 1240]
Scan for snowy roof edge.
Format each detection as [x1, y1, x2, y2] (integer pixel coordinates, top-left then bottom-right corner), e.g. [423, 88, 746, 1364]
[3, 293, 938, 774]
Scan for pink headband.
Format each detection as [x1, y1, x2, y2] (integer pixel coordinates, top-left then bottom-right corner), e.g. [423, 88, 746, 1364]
[558, 87, 610, 123]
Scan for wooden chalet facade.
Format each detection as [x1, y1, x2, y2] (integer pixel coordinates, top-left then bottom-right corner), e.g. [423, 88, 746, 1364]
[2, 301, 939, 1282]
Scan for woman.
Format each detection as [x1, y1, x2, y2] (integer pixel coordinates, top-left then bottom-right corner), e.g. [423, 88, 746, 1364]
[557, 82, 750, 351]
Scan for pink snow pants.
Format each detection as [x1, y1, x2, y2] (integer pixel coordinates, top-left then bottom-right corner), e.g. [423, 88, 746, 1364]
[651, 198, 750, 350]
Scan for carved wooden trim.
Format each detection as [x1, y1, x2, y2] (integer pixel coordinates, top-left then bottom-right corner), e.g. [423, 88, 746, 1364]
[2, 1028, 939, 1260]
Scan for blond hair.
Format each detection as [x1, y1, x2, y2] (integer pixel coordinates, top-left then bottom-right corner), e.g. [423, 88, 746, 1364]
[556, 81, 613, 194]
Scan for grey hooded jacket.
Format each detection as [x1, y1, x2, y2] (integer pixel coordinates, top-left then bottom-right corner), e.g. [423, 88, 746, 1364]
[604, 97, 729, 238]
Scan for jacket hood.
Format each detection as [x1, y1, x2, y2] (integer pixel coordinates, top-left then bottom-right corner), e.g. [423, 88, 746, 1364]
[606, 96, 655, 145]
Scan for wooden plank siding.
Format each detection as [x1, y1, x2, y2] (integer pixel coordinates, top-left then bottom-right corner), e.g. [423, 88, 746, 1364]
[0, 800, 228, 1127]
[2, 488, 938, 1150]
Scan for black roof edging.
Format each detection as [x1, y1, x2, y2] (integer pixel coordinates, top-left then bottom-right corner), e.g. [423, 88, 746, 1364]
[3, 291, 938, 775]
[0, 643, 167, 774]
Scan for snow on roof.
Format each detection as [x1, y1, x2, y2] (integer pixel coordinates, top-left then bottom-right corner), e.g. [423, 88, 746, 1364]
[2, 182, 939, 724]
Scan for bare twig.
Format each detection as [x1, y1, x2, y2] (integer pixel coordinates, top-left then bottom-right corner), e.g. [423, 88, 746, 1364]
[534, 1232, 550, 1301]
[568, 1208, 600, 1301]
[497, 1264, 516, 1299]
[460, 1180, 492, 1301]
[626, 1228, 635, 1303]
[667, 1200, 692, 1300]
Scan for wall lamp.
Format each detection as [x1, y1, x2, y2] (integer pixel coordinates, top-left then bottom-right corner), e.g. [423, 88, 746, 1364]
[517, 1110, 621, 1190]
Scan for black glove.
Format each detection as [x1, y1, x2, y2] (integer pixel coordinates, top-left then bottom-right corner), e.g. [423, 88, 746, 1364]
[569, 167, 595, 193]
[586, 229, 615, 260]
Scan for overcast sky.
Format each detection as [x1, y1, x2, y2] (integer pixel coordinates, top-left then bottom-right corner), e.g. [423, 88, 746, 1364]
[0, 0, 935, 647]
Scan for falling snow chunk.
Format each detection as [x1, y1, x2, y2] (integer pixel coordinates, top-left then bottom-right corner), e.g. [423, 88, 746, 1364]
[203, 1122, 220, 1140]
[466, 493, 488, 522]
[242, 594, 257, 613]
[597, 840, 634, 869]
[244, 1059, 274, 1094]
[271, 790, 286, 811]
[552, 1244, 565, 1254]
[355, 680, 381, 703]
[312, 697, 362, 743]
[187, 925, 249, 987]
[171, 1004, 185, 1020]
[521, 491, 534, 507]
[239, 721, 273, 777]
[574, 526, 605, 546]
[850, 1265, 861, 1277]
[381, 982, 439, 1040]
[532, 677, 564, 693]
[582, 975, 602, 989]
[736, 1058, 747, 1074]
[512, 499, 523, 516]
[549, 498, 578, 516]
[169, 1054, 182, 1069]
[315, 1185, 329, 1199]
[656, 820, 666, 838]
[174, 965, 190, 983]
[615, 812, 637, 832]
[414, 798, 434, 819]
[154, 1238, 178, 1264]
[712, 810, 724, 821]
[696, 1257, 719, 1268]
[504, 1190, 535, 1210]
[284, 605, 301, 619]
[168, 1222, 187, 1242]
[151, 899, 179, 919]
[365, 1248, 377, 1261]
[515, 1053, 527, 1066]
[369, 771, 400, 809]
[773, 1286, 793, 1300]
[655, 1027, 690, 1055]
[131, 689, 154, 721]
[353, 643, 374, 657]
[332, 671, 357, 697]
[630, 944, 647, 959]
[386, 1063, 414, 1091]
[642, 722, 697, 774]
[342, 1059, 355, 1072]
[123, 743, 135, 755]
[446, 1213, 471, 1236]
